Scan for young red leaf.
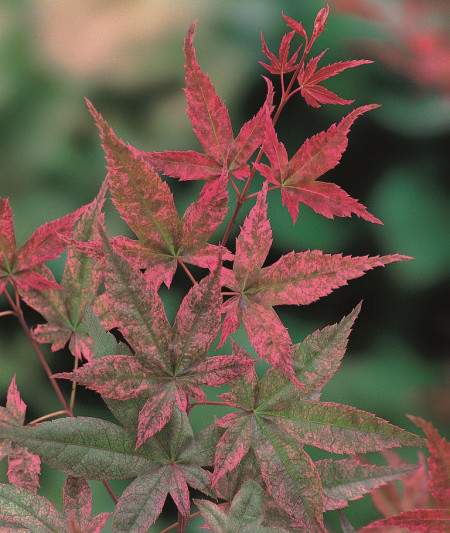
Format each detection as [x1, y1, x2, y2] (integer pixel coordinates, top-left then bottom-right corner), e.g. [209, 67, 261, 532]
[0, 376, 40, 494]
[358, 508, 450, 533]
[255, 105, 382, 223]
[0, 197, 85, 293]
[18, 182, 108, 360]
[408, 415, 450, 507]
[143, 22, 274, 181]
[296, 48, 373, 107]
[259, 31, 300, 75]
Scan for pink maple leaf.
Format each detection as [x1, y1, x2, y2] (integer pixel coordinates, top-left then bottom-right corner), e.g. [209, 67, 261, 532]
[255, 105, 382, 223]
[142, 21, 274, 181]
[0, 376, 40, 494]
[259, 31, 300, 76]
[86, 100, 231, 289]
[18, 182, 108, 360]
[0, 198, 85, 293]
[219, 183, 409, 384]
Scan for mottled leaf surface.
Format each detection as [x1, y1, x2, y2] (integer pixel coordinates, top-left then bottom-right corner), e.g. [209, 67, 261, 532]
[56, 239, 252, 447]
[18, 182, 107, 360]
[255, 106, 381, 223]
[86, 100, 230, 289]
[0, 376, 40, 494]
[0, 198, 85, 293]
[220, 185, 410, 382]
[143, 22, 273, 182]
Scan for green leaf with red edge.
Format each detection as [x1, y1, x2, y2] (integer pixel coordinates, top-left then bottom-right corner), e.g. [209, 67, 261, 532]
[55, 230, 252, 448]
[63, 476, 110, 533]
[0, 198, 85, 293]
[219, 184, 410, 384]
[358, 509, 450, 533]
[142, 21, 274, 181]
[212, 314, 424, 527]
[255, 105, 381, 223]
[0, 376, 40, 494]
[18, 181, 108, 360]
[408, 415, 450, 507]
[0, 483, 67, 532]
[86, 100, 230, 289]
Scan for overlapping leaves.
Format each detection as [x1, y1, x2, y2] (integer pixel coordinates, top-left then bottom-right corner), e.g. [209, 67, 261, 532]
[219, 184, 410, 384]
[86, 100, 231, 289]
[143, 21, 274, 182]
[55, 231, 252, 447]
[212, 308, 424, 531]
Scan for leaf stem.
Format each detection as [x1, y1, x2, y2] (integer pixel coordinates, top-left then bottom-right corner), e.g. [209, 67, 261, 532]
[69, 355, 79, 411]
[3, 287, 72, 416]
[0, 309, 15, 317]
[177, 258, 197, 285]
[3, 286, 119, 505]
[189, 400, 229, 409]
[160, 511, 201, 533]
[27, 410, 67, 426]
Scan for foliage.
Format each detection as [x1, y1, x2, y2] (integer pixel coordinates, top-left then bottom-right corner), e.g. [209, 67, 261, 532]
[0, 6, 444, 532]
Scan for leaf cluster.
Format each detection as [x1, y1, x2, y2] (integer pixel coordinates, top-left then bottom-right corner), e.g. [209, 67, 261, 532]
[0, 6, 439, 533]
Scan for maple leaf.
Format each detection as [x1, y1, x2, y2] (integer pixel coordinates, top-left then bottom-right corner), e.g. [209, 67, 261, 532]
[196, 480, 286, 533]
[282, 5, 330, 55]
[17, 181, 108, 360]
[358, 416, 450, 532]
[259, 31, 300, 76]
[0, 409, 222, 532]
[0, 198, 85, 293]
[296, 49, 373, 107]
[254, 105, 382, 223]
[55, 231, 253, 448]
[212, 308, 424, 530]
[63, 476, 111, 533]
[86, 99, 231, 289]
[142, 21, 274, 181]
[0, 376, 40, 494]
[219, 184, 409, 383]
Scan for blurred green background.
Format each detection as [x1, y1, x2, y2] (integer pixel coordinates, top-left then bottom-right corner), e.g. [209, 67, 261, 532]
[0, 1, 448, 531]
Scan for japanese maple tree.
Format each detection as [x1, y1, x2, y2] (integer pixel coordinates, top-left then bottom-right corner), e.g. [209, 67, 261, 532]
[1, 6, 444, 533]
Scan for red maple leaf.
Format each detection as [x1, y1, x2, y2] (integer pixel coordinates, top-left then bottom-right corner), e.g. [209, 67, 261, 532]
[0, 199, 85, 293]
[356, 416, 450, 532]
[255, 105, 382, 223]
[0, 376, 41, 494]
[259, 30, 300, 76]
[142, 21, 274, 181]
[296, 49, 373, 107]
[219, 183, 409, 384]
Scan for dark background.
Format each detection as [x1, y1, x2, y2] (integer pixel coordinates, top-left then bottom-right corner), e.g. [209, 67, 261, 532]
[0, 1, 448, 531]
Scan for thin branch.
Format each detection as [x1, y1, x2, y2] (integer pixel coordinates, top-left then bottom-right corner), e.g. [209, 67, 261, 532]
[177, 259, 197, 285]
[27, 410, 67, 426]
[190, 400, 229, 409]
[3, 288, 72, 415]
[160, 511, 201, 533]
[69, 356, 79, 411]
[0, 310, 15, 318]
